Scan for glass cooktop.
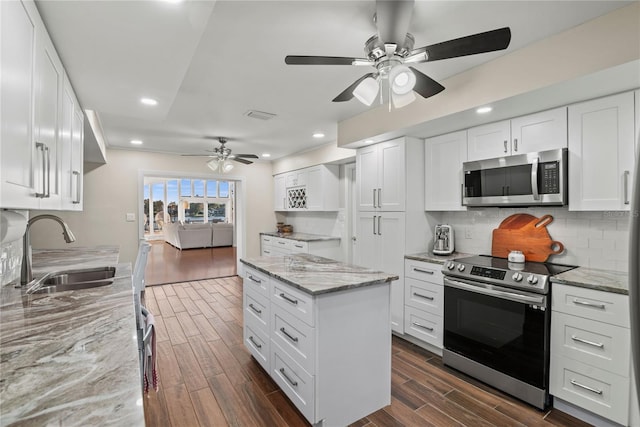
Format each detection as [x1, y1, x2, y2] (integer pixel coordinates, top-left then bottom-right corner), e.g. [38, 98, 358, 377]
[457, 255, 577, 276]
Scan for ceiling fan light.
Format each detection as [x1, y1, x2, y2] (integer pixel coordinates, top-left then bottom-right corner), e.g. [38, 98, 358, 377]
[389, 65, 416, 95]
[206, 158, 220, 171]
[353, 77, 379, 106]
[392, 90, 416, 109]
[222, 160, 234, 173]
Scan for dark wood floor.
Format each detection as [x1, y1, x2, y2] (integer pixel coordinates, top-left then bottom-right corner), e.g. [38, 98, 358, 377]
[145, 240, 237, 286]
[142, 277, 592, 427]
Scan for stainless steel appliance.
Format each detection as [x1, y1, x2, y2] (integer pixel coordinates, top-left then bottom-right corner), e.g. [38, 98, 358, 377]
[433, 224, 454, 255]
[442, 255, 576, 409]
[630, 135, 640, 411]
[462, 148, 567, 207]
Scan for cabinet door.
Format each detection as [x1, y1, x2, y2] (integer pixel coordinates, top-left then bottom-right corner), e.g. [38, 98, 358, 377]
[355, 212, 379, 268]
[467, 120, 511, 161]
[510, 107, 567, 155]
[425, 131, 467, 211]
[635, 90, 639, 156]
[274, 174, 286, 210]
[378, 212, 406, 334]
[0, 0, 38, 209]
[378, 139, 405, 211]
[568, 92, 635, 211]
[356, 145, 378, 210]
[70, 104, 83, 210]
[305, 166, 323, 211]
[60, 79, 75, 209]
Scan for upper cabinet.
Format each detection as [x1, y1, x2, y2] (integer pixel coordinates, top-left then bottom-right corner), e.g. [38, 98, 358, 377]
[425, 130, 467, 211]
[568, 91, 635, 211]
[467, 107, 567, 161]
[273, 174, 286, 211]
[356, 138, 406, 211]
[273, 164, 339, 211]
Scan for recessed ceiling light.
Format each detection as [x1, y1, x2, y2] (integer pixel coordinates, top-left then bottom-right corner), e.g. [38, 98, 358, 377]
[130, 139, 143, 145]
[262, 153, 271, 158]
[476, 106, 492, 114]
[364, 139, 374, 144]
[313, 132, 325, 138]
[140, 97, 158, 106]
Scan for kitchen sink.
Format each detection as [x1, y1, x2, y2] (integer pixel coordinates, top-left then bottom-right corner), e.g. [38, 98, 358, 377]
[26, 266, 117, 294]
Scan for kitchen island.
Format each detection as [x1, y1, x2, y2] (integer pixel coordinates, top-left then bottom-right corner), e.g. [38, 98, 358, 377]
[0, 247, 144, 426]
[240, 253, 398, 426]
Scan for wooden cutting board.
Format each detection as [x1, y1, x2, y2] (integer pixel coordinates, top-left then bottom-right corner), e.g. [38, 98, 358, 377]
[491, 214, 564, 262]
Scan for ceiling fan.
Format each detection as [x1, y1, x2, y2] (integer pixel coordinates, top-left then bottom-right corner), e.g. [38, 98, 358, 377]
[182, 137, 259, 172]
[285, 0, 511, 108]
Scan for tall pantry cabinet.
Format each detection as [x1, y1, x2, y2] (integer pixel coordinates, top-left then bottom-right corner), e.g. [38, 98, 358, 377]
[355, 137, 429, 334]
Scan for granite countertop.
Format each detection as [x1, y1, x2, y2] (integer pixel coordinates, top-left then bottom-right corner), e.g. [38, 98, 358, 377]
[405, 251, 474, 265]
[0, 246, 145, 426]
[551, 266, 629, 295]
[260, 231, 340, 242]
[240, 253, 398, 295]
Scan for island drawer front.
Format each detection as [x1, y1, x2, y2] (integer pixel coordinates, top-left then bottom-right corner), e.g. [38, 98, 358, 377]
[243, 266, 270, 298]
[550, 355, 629, 425]
[271, 341, 315, 423]
[244, 320, 269, 372]
[405, 260, 443, 284]
[244, 289, 269, 333]
[404, 306, 443, 349]
[272, 305, 315, 374]
[290, 241, 309, 253]
[404, 277, 443, 315]
[274, 237, 292, 250]
[552, 284, 629, 327]
[272, 281, 315, 327]
[551, 311, 630, 377]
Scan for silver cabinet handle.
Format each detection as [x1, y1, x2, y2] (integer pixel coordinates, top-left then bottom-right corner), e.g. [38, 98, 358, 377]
[513, 138, 518, 152]
[413, 292, 434, 301]
[249, 303, 262, 314]
[378, 188, 382, 207]
[570, 379, 602, 395]
[503, 140, 508, 153]
[278, 241, 286, 245]
[248, 336, 262, 349]
[377, 215, 381, 235]
[248, 274, 262, 284]
[373, 189, 377, 208]
[35, 142, 47, 198]
[624, 170, 630, 205]
[263, 250, 271, 255]
[279, 368, 298, 387]
[373, 215, 377, 235]
[280, 327, 299, 343]
[263, 238, 271, 242]
[571, 335, 604, 348]
[45, 145, 51, 198]
[279, 293, 298, 305]
[412, 322, 434, 332]
[444, 278, 546, 306]
[72, 170, 81, 204]
[572, 299, 605, 309]
[531, 157, 540, 200]
[413, 267, 435, 275]
[294, 244, 304, 248]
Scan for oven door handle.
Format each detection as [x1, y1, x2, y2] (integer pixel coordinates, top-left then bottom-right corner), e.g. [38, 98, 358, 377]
[444, 277, 546, 305]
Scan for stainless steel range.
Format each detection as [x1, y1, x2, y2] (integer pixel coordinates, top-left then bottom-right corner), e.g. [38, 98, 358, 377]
[441, 255, 576, 409]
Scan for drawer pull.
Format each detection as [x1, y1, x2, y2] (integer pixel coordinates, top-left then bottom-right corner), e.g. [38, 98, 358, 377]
[278, 241, 286, 245]
[280, 327, 299, 343]
[413, 268, 435, 275]
[264, 250, 271, 254]
[571, 335, 604, 348]
[572, 299, 605, 309]
[248, 274, 262, 284]
[280, 293, 298, 305]
[413, 292, 434, 301]
[412, 322, 434, 332]
[249, 303, 262, 315]
[279, 368, 298, 387]
[294, 244, 304, 248]
[570, 379, 603, 395]
[248, 336, 262, 349]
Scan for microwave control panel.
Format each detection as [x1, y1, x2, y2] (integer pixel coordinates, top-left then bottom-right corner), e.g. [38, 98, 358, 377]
[540, 161, 560, 194]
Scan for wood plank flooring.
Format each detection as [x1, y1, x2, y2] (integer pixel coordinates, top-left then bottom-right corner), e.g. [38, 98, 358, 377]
[142, 277, 593, 427]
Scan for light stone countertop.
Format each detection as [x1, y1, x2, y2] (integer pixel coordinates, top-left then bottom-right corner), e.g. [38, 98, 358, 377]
[0, 246, 145, 426]
[551, 266, 629, 295]
[260, 231, 340, 242]
[405, 251, 475, 265]
[240, 253, 398, 295]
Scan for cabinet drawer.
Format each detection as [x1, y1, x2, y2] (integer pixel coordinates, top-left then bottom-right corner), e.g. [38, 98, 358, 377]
[271, 341, 315, 423]
[243, 266, 270, 298]
[290, 241, 308, 253]
[273, 237, 291, 251]
[404, 306, 443, 349]
[550, 355, 629, 426]
[404, 277, 443, 315]
[405, 259, 443, 284]
[244, 320, 269, 372]
[272, 281, 315, 327]
[272, 305, 315, 374]
[551, 312, 630, 376]
[552, 284, 629, 327]
[244, 289, 269, 333]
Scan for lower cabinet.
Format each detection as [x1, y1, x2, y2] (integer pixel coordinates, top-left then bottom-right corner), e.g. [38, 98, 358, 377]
[242, 265, 391, 426]
[260, 234, 341, 260]
[403, 259, 444, 350]
[550, 283, 631, 426]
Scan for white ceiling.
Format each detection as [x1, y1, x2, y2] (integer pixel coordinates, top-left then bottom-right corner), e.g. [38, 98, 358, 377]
[36, 0, 631, 161]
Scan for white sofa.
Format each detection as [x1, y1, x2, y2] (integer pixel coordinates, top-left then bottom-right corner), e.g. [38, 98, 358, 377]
[163, 222, 233, 249]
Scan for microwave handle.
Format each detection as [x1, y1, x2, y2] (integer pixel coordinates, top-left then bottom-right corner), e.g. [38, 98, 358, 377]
[531, 157, 540, 200]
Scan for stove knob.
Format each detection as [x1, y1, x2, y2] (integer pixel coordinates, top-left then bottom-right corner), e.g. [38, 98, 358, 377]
[457, 264, 465, 272]
[527, 275, 539, 285]
[446, 261, 455, 270]
[512, 272, 523, 282]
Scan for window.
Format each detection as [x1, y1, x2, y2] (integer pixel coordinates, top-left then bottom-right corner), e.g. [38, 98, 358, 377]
[167, 180, 179, 223]
[185, 202, 205, 223]
[193, 179, 205, 197]
[219, 181, 229, 198]
[180, 179, 191, 197]
[206, 180, 217, 197]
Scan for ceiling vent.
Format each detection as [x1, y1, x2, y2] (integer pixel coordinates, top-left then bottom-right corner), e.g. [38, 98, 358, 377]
[244, 110, 277, 121]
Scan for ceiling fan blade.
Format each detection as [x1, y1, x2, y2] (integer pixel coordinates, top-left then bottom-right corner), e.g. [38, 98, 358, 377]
[332, 73, 377, 102]
[234, 154, 259, 159]
[375, 0, 414, 46]
[285, 55, 369, 66]
[409, 67, 445, 99]
[411, 27, 511, 62]
[232, 157, 253, 165]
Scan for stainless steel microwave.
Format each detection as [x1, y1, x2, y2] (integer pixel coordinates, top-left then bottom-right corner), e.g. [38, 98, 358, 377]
[462, 148, 567, 207]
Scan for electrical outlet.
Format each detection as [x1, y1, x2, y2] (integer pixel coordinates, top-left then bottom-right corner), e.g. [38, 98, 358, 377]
[126, 213, 136, 222]
[465, 228, 473, 239]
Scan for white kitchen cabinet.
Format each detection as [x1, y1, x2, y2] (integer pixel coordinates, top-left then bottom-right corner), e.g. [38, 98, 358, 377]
[70, 101, 84, 210]
[261, 234, 340, 260]
[273, 174, 286, 211]
[424, 130, 467, 211]
[550, 283, 631, 426]
[568, 91, 635, 211]
[274, 164, 339, 211]
[467, 107, 567, 161]
[356, 138, 406, 211]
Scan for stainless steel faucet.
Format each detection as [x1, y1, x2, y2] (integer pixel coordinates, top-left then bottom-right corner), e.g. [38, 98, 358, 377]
[21, 215, 76, 285]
